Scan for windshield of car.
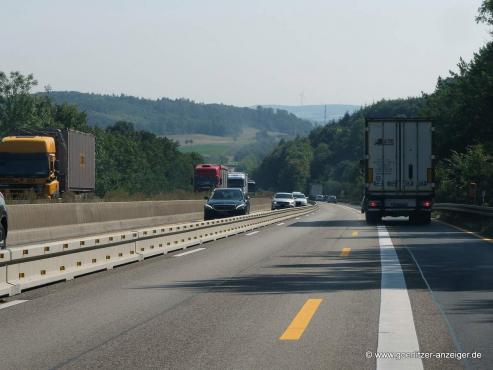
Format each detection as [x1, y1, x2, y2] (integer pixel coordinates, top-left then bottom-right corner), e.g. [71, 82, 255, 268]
[274, 193, 293, 199]
[293, 193, 305, 198]
[211, 189, 244, 200]
[0, 153, 50, 177]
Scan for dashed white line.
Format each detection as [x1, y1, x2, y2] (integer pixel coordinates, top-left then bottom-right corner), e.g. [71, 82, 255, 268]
[377, 225, 423, 370]
[277, 223, 285, 226]
[295, 217, 300, 220]
[173, 248, 206, 257]
[245, 231, 259, 236]
[0, 300, 28, 310]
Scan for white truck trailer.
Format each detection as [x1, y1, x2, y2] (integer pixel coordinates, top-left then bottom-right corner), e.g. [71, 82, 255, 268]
[362, 118, 434, 224]
[227, 172, 248, 195]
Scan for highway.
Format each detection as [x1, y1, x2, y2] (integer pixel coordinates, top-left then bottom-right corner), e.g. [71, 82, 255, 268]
[0, 203, 491, 370]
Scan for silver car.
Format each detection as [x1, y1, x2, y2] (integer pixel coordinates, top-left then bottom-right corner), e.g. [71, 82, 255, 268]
[292, 192, 308, 206]
[271, 192, 296, 210]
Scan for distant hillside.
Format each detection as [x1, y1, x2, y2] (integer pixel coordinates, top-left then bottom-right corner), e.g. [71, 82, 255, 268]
[44, 92, 314, 137]
[261, 104, 360, 123]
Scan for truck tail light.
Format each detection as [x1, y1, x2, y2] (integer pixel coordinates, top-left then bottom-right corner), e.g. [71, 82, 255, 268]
[369, 200, 380, 208]
[427, 168, 433, 183]
[422, 200, 432, 208]
[367, 168, 373, 183]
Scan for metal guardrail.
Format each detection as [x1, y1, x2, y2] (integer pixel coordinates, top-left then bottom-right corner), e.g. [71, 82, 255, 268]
[0, 205, 316, 297]
[434, 203, 493, 217]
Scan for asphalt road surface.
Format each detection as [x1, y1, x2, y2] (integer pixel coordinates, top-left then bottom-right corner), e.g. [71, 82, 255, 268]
[0, 204, 491, 369]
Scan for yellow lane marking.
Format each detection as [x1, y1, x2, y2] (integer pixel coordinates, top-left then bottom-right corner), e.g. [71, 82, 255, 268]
[352, 231, 359, 237]
[341, 247, 351, 257]
[279, 299, 322, 341]
[436, 220, 493, 244]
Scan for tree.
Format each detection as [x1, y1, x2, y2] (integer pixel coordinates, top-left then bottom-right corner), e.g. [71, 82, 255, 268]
[436, 145, 493, 204]
[0, 71, 39, 132]
[477, 0, 493, 27]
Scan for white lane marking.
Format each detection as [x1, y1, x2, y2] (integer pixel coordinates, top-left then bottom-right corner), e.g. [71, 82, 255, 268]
[277, 223, 285, 226]
[173, 248, 206, 257]
[295, 217, 300, 220]
[245, 231, 259, 236]
[0, 300, 28, 310]
[377, 225, 423, 370]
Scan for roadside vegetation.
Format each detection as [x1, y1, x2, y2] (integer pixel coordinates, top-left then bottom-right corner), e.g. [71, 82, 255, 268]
[255, 0, 493, 205]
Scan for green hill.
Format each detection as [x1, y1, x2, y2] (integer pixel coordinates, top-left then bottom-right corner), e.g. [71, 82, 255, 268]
[45, 91, 314, 137]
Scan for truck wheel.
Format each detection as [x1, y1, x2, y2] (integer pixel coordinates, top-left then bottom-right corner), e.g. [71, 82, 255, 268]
[413, 213, 431, 225]
[422, 213, 431, 224]
[365, 213, 380, 224]
[0, 223, 6, 249]
[410, 213, 430, 225]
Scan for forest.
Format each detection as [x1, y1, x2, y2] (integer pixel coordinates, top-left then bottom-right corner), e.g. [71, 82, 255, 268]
[45, 91, 313, 137]
[255, 1, 493, 205]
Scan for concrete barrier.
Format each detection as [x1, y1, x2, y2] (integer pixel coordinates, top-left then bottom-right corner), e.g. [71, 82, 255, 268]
[6, 229, 141, 291]
[9, 198, 272, 231]
[0, 249, 12, 296]
[8, 200, 204, 230]
[8, 212, 203, 246]
[2, 205, 315, 297]
[8, 198, 272, 246]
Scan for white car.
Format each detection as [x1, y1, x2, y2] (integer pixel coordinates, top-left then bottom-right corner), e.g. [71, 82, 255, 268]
[292, 192, 308, 206]
[271, 192, 296, 210]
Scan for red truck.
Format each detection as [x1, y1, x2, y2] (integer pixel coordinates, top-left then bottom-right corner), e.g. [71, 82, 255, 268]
[194, 164, 229, 192]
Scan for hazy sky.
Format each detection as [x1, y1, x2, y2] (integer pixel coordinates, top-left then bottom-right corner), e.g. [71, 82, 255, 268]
[1, 0, 489, 106]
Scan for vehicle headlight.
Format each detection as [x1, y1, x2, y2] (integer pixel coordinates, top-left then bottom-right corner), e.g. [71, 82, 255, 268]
[272, 201, 277, 204]
[204, 204, 213, 209]
[236, 204, 246, 209]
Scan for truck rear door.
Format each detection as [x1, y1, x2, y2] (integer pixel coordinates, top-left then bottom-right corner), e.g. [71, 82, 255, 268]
[367, 121, 399, 192]
[400, 121, 433, 192]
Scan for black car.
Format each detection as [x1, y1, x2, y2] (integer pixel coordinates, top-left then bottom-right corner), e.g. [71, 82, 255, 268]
[204, 188, 250, 220]
[0, 192, 7, 249]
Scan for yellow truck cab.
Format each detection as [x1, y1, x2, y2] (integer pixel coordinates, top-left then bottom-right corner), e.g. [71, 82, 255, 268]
[0, 136, 59, 198]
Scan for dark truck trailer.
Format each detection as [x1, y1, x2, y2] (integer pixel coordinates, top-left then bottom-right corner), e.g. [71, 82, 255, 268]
[362, 118, 434, 224]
